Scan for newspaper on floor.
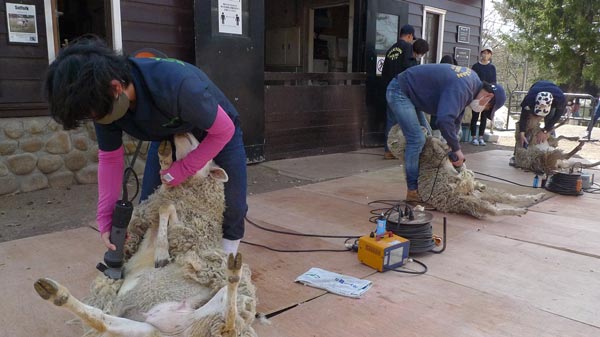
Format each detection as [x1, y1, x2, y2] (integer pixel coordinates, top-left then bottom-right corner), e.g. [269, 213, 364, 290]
[295, 267, 372, 298]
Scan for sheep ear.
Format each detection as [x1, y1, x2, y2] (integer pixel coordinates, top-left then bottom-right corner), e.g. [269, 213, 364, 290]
[209, 167, 229, 182]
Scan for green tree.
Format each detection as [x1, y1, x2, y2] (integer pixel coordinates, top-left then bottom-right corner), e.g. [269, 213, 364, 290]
[498, 0, 600, 93]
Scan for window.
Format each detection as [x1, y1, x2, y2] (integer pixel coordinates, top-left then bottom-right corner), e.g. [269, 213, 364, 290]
[44, 0, 122, 63]
[376, 13, 398, 51]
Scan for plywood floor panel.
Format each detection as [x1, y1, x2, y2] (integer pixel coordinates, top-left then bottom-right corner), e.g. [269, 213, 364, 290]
[253, 271, 600, 337]
[241, 219, 377, 314]
[247, 188, 473, 247]
[417, 231, 600, 326]
[528, 194, 600, 219]
[482, 210, 600, 256]
[0, 227, 104, 337]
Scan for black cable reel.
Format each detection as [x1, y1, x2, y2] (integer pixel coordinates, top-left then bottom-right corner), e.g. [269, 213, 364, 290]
[385, 205, 447, 254]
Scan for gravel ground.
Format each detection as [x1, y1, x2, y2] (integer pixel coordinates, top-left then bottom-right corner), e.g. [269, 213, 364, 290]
[473, 124, 600, 163]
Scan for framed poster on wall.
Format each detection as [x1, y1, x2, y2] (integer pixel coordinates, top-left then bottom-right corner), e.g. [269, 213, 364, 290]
[457, 25, 470, 44]
[6, 2, 38, 44]
[454, 47, 471, 67]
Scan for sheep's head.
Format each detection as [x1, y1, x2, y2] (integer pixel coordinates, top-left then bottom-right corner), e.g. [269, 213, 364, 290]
[157, 133, 229, 185]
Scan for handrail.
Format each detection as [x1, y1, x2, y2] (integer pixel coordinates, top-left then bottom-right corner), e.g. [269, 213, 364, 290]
[504, 90, 597, 130]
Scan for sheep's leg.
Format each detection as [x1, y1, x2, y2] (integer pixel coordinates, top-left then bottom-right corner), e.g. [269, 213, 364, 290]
[480, 188, 545, 206]
[158, 140, 173, 171]
[562, 141, 585, 160]
[572, 161, 600, 169]
[476, 200, 527, 217]
[555, 135, 580, 142]
[459, 195, 527, 218]
[222, 253, 243, 337]
[34, 278, 159, 337]
[155, 203, 178, 268]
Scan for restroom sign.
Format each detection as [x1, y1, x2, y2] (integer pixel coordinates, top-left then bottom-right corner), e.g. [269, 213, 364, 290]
[218, 0, 242, 35]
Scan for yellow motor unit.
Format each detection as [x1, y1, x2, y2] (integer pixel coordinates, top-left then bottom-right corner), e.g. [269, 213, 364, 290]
[357, 233, 410, 272]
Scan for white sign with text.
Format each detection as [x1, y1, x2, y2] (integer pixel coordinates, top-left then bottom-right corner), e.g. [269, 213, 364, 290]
[218, 0, 242, 35]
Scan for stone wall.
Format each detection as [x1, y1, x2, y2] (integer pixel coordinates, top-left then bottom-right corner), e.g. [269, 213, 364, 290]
[0, 117, 148, 196]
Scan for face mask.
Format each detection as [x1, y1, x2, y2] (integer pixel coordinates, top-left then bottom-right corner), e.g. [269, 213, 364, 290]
[95, 92, 129, 124]
[470, 99, 486, 113]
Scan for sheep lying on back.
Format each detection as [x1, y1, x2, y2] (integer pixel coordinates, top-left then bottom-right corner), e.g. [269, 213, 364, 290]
[514, 118, 600, 174]
[388, 125, 544, 218]
[34, 133, 257, 337]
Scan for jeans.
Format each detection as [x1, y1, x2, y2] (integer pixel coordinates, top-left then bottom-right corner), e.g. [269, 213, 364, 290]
[386, 77, 431, 190]
[140, 125, 248, 240]
[384, 105, 394, 152]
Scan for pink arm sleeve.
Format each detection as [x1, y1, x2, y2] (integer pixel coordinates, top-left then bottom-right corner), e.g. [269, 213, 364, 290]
[161, 105, 234, 186]
[97, 146, 124, 234]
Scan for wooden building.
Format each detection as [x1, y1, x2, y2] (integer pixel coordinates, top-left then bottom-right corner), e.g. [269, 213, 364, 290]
[0, 0, 486, 194]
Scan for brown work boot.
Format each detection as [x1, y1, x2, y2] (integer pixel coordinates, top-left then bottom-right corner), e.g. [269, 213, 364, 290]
[384, 151, 396, 160]
[405, 189, 436, 210]
[405, 189, 421, 202]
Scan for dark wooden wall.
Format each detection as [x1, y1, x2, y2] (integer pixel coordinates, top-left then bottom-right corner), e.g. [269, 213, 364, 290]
[0, 0, 195, 118]
[121, 0, 195, 63]
[0, 0, 50, 117]
[264, 74, 368, 159]
[405, 0, 484, 63]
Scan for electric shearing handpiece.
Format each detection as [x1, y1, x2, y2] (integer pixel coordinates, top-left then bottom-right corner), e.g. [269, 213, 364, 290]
[96, 200, 133, 279]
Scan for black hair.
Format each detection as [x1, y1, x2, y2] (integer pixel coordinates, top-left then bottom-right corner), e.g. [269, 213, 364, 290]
[413, 38, 429, 55]
[482, 81, 496, 108]
[440, 55, 458, 65]
[44, 35, 132, 130]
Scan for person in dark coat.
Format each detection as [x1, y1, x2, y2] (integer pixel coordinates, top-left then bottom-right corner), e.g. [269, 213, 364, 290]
[469, 46, 497, 146]
[43, 36, 247, 256]
[386, 64, 506, 203]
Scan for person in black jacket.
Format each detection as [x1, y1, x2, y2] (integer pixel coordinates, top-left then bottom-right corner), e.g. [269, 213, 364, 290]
[469, 47, 497, 146]
[509, 80, 567, 166]
[381, 25, 429, 159]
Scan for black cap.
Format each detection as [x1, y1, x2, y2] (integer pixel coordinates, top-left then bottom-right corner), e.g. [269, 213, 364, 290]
[400, 24, 415, 37]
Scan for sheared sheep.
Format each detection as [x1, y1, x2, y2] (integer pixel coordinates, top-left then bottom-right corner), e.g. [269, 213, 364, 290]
[34, 133, 258, 337]
[514, 117, 600, 174]
[388, 125, 544, 218]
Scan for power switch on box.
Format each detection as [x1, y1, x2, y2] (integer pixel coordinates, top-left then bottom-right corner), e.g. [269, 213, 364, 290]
[358, 234, 410, 272]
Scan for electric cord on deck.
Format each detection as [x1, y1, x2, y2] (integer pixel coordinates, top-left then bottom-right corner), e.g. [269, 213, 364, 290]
[242, 216, 360, 253]
[384, 258, 428, 275]
[583, 182, 600, 194]
[472, 171, 532, 187]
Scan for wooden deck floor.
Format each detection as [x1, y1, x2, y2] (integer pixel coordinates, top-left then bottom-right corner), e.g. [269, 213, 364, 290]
[1, 150, 599, 337]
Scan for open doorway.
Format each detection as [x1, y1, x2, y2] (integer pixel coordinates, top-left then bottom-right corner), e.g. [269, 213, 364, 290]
[308, 3, 352, 73]
[53, 0, 112, 50]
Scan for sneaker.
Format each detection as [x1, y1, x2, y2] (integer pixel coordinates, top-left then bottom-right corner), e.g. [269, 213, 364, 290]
[478, 138, 486, 146]
[384, 151, 396, 160]
[509, 156, 516, 167]
[471, 138, 479, 146]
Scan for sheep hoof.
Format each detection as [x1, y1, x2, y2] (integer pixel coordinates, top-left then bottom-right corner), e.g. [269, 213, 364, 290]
[158, 140, 172, 157]
[227, 253, 242, 272]
[155, 259, 170, 268]
[34, 278, 69, 306]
